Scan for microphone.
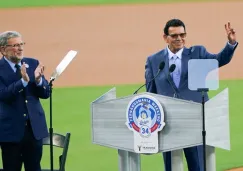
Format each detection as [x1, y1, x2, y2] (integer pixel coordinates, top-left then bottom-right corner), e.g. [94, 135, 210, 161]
[166, 64, 179, 98]
[169, 64, 176, 73]
[133, 61, 165, 94]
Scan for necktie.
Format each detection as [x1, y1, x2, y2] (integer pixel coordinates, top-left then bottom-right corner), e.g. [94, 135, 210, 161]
[172, 56, 180, 88]
[15, 64, 22, 79]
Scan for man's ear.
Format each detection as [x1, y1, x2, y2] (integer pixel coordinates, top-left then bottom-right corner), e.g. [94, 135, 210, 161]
[0, 46, 5, 56]
[163, 34, 168, 43]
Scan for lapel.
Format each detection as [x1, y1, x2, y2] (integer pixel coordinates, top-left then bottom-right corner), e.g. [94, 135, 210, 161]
[161, 47, 192, 90]
[21, 58, 32, 75]
[179, 47, 191, 89]
[162, 49, 170, 77]
[0, 57, 17, 79]
[21, 58, 27, 67]
[0, 57, 33, 86]
[161, 49, 178, 89]
[21, 58, 34, 82]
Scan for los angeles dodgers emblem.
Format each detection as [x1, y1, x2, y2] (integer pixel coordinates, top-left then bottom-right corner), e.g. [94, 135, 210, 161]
[126, 94, 165, 153]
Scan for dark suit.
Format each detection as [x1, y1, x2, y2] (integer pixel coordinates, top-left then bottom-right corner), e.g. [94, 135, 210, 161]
[0, 56, 50, 171]
[145, 42, 238, 171]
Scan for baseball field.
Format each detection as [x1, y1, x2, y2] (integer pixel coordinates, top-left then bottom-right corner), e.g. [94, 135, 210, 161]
[0, 0, 243, 170]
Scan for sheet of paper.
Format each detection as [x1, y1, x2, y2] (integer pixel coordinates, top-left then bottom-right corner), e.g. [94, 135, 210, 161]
[50, 50, 78, 81]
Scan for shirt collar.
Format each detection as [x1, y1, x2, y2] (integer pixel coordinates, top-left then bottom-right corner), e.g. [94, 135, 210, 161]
[4, 56, 21, 69]
[167, 46, 184, 60]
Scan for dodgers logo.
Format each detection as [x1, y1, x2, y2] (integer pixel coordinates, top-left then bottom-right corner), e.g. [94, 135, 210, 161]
[126, 95, 165, 138]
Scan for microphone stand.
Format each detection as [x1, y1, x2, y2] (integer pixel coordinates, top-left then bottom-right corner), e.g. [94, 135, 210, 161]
[166, 64, 178, 98]
[49, 77, 55, 171]
[197, 88, 209, 171]
[167, 75, 179, 98]
[134, 61, 165, 94]
[46, 50, 77, 171]
[133, 83, 147, 95]
[133, 70, 161, 95]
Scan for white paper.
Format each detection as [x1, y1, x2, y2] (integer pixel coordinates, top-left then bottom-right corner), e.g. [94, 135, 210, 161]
[50, 50, 78, 81]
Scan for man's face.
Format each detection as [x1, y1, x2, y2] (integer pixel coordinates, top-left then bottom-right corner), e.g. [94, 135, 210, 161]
[163, 26, 186, 53]
[1, 37, 25, 63]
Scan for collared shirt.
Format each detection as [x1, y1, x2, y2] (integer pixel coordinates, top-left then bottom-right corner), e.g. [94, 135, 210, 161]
[167, 46, 183, 75]
[4, 57, 42, 87]
[167, 46, 183, 88]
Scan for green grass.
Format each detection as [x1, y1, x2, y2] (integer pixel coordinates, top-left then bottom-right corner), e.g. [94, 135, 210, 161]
[0, 80, 242, 170]
[0, 0, 232, 8]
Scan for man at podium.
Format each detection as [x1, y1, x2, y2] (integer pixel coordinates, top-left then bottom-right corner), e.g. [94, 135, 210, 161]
[145, 19, 238, 171]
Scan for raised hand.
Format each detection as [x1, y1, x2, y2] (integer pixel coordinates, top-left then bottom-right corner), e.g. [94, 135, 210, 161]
[21, 62, 30, 82]
[225, 22, 236, 45]
[35, 63, 45, 84]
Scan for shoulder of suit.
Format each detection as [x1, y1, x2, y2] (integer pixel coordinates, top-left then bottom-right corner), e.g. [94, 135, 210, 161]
[187, 45, 206, 53]
[188, 45, 206, 50]
[23, 57, 37, 61]
[23, 57, 38, 63]
[0, 56, 5, 67]
[146, 45, 207, 59]
[147, 49, 165, 60]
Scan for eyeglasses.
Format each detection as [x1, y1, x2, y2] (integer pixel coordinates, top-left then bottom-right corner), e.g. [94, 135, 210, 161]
[168, 33, 186, 39]
[5, 42, 26, 48]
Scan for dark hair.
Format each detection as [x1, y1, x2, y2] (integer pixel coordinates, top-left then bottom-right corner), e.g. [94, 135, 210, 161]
[164, 19, 186, 35]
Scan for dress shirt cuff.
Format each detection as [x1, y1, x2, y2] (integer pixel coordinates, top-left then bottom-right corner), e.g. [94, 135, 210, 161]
[21, 78, 28, 87]
[227, 41, 238, 49]
[36, 77, 43, 86]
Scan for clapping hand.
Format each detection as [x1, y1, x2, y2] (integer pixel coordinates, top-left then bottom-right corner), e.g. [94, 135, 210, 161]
[35, 63, 45, 84]
[21, 62, 30, 82]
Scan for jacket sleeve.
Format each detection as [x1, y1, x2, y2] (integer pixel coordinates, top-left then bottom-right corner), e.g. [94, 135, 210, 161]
[199, 42, 238, 67]
[145, 57, 157, 93]
[34, 76, 50, 99]
[0, 77, 25, 102]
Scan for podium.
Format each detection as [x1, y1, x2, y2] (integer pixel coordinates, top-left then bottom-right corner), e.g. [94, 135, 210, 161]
[91, 87, 230, 171]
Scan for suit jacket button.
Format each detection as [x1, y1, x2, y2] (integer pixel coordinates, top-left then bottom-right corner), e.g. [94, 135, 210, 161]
[25, 100, 28, 103]
[23, 114, 26, 117]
